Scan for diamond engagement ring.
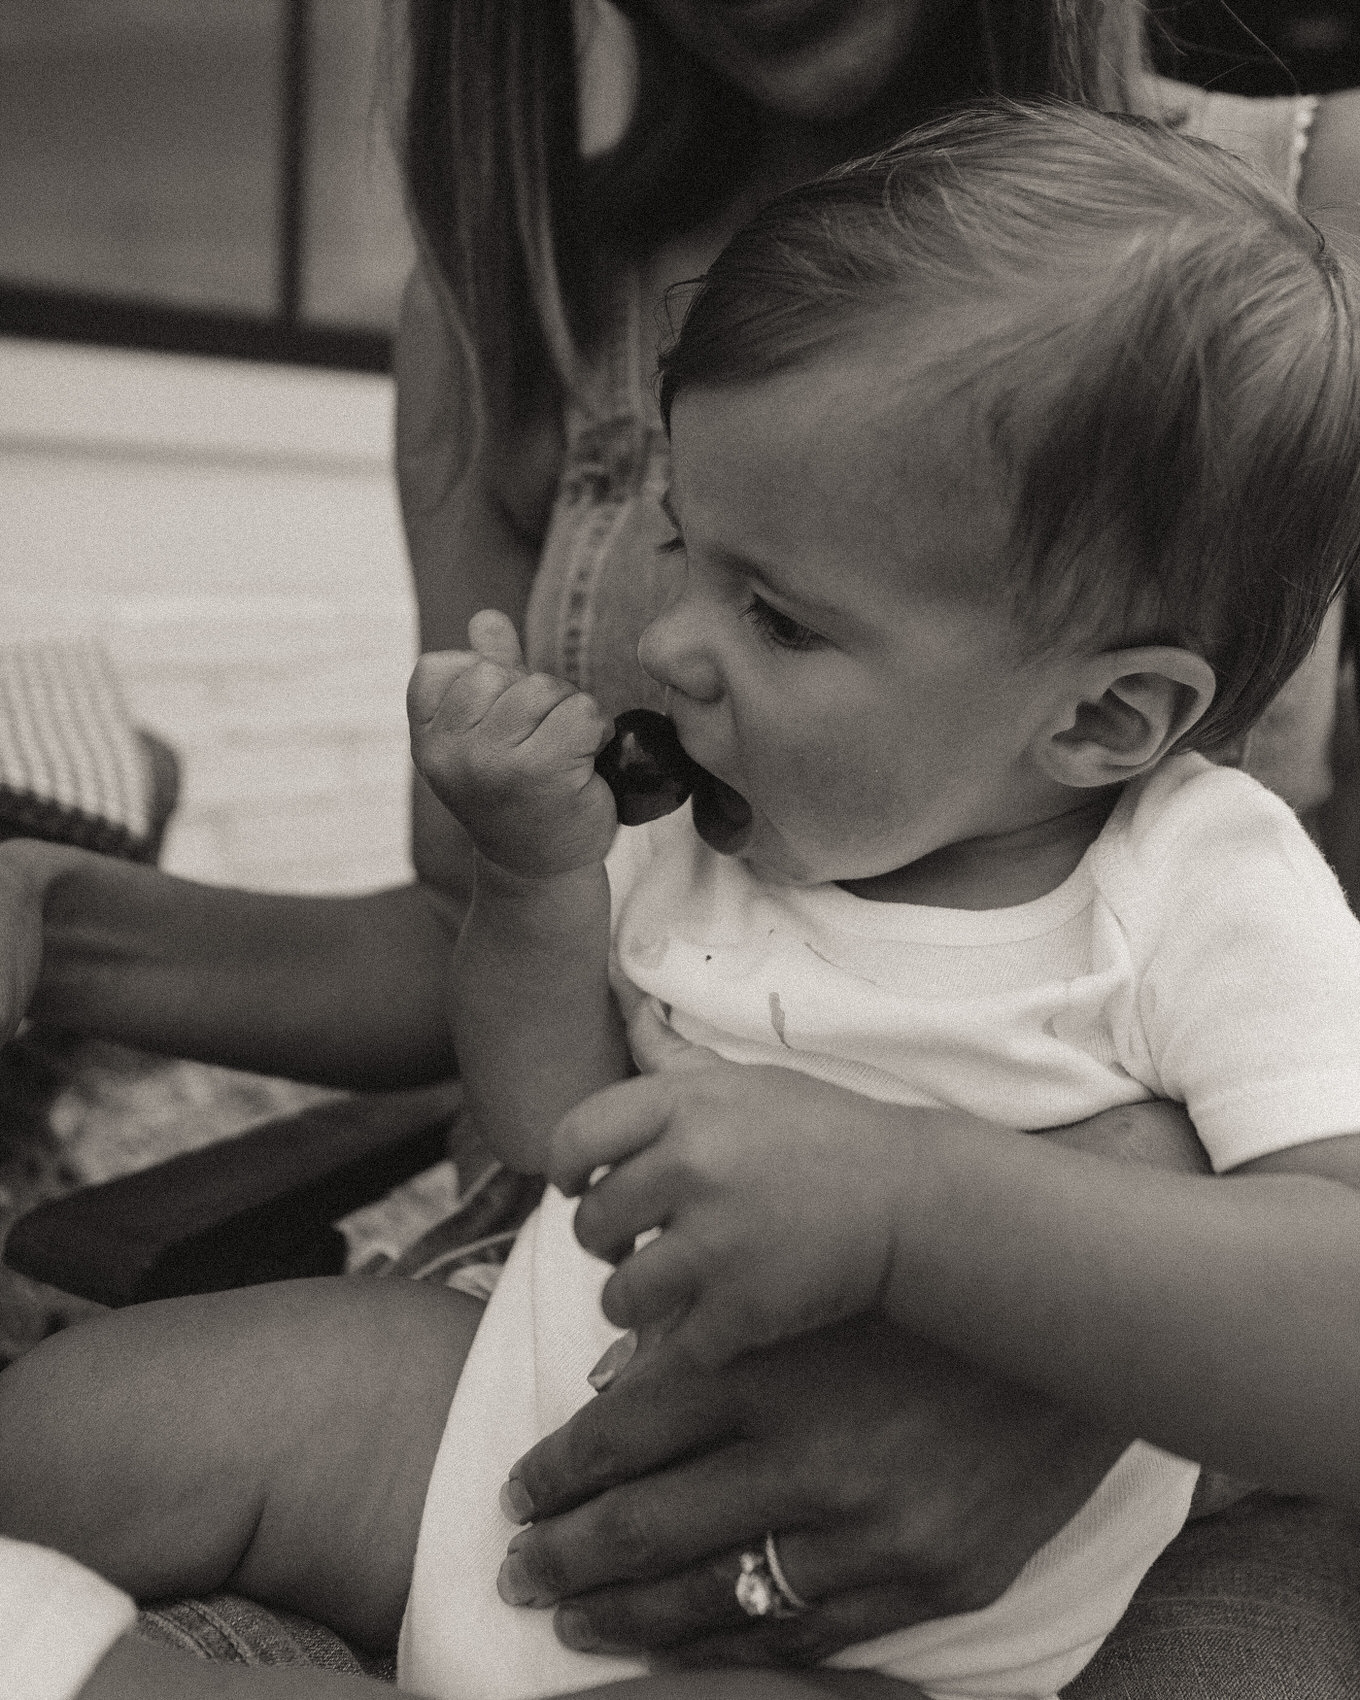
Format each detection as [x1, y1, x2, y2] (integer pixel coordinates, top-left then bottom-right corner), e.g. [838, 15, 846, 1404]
[735, 1532, 809, 1618]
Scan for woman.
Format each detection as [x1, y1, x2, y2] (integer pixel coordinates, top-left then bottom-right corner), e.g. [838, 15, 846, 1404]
[3, 2, 1356, 1695]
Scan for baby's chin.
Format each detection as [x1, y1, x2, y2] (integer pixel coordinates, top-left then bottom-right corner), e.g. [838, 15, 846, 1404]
[725, 826, 831, 889]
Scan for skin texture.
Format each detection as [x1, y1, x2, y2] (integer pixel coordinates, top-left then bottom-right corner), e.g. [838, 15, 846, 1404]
[1, 1280, 920, 1700]
[649, 365, 1213, 901]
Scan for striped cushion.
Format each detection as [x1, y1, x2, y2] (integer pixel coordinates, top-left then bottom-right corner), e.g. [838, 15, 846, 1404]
[0, 641, 161, 860]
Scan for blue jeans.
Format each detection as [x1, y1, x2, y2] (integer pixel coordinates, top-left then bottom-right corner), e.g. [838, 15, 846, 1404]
[1065, 1492, 1360, 1698]
[137, 1492, 1359, 1696]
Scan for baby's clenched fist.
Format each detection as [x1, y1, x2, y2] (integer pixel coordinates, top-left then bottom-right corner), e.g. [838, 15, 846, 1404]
[408, 610, 618, 880]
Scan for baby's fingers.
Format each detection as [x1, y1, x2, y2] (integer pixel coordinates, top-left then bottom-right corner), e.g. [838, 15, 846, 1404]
[571, 1148, 679, 1262]
[468, 607, 526, 672]
[406, 649, 486, 727]
[550, 1074, 676, 1196]
[599, 1236, 701, 1337]
[602, 1251, 754, 1371]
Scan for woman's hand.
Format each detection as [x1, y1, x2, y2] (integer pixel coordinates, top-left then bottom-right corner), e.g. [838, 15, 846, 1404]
[508, 1016, 1207, 1667]
[497, 1316, 1128, 1667]
[407, 610, 616, 881]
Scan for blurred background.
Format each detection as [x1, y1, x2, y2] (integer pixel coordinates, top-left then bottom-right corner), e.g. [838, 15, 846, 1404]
[0, 0, 1357, 897]
[0, 0, 414, 897]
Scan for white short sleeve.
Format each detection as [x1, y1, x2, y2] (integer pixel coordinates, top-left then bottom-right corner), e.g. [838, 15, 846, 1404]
[0, 1538, 136, 1700]
[1109, 761, 1360, 1170]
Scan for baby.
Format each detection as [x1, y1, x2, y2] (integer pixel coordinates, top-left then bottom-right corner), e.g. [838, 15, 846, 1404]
[2, 102, 1359, 1700]
[401, 104, 1360, 1700]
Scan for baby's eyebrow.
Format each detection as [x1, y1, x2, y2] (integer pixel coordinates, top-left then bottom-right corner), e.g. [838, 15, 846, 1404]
[659, 489, 682, 531]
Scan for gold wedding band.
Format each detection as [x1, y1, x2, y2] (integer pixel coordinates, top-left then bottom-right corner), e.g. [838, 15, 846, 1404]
[735, 1532, 808, 1618]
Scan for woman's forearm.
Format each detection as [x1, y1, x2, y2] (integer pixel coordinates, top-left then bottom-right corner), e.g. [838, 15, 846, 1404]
[885, 1115, 1360, 1498]
[20, 842, 462, 1089]
[451, 857, 628, 1172]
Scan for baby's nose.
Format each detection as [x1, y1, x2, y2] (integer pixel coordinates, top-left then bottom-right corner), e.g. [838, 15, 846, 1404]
[638, 605, 722, 703]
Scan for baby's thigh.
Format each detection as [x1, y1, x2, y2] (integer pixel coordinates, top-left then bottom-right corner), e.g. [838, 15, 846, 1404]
[0, 1276, 481, 1652]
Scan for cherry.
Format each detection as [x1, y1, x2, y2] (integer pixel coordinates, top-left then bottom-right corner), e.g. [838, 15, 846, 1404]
[595, 709, 701, 826]
[595, 709, 754, 853]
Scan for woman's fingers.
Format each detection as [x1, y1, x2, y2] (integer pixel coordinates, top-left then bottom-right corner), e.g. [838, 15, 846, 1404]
[501, 1436, 811, 1602]
[505, 1346, 737, 1522]
[548, 1518, 1013, 1664]
[647, 1579, 988, 1670]
[504, 1316, 1130, 1666]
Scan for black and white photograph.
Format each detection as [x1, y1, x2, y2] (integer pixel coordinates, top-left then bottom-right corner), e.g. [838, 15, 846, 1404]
[0, 4, 1358, 1698]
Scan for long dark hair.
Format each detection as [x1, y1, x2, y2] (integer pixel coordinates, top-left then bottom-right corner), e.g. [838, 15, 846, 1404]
[394, 0, 1152, 450]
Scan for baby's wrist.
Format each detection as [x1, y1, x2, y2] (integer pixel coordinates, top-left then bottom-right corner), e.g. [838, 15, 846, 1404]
[471, 850, 607, 911]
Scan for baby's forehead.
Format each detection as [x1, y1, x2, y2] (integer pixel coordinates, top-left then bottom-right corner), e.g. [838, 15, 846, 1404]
[668, 358, 1014, 606]
[681, 339, 1006, 503]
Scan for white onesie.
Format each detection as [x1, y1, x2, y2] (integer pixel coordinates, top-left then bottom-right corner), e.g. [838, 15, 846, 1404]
[401, 753, 1360, 1700]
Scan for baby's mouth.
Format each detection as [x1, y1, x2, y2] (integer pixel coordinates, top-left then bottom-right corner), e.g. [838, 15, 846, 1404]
[594, 709, 754, 854]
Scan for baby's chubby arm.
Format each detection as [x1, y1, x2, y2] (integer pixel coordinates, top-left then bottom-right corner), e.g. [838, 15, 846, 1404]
[408, 610, 628, 1174]
[552, 1007, 1360, 1499]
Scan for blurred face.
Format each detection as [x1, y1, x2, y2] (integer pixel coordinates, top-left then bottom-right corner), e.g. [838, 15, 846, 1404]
[639, 357, 1068, 889]
[638, 0, 934, 120]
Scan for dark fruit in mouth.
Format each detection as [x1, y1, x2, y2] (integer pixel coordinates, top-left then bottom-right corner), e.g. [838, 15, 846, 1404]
[595, 709, 702, 826]
[595, 709, 754, 853]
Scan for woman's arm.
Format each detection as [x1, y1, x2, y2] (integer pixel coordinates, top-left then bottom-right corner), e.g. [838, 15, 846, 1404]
[8, 840, 459, 1089]
[0, 262, 561, 1089]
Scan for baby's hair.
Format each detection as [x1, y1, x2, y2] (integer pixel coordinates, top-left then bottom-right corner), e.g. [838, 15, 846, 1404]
[657, 102, 1360, 752]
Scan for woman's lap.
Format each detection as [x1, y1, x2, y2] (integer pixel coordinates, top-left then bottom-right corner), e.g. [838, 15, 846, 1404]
[135, 1592, 396, 1679]
[1065, 1491, 1360, 1699]
[137, 1492, 1360, 1696]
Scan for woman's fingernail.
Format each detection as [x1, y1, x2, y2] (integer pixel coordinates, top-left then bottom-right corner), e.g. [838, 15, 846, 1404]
[555, 1605, 601, 1652]
[499, 1477, 535, 1523]
[497, 1553, 551, 1607]
[587, 1330, 638, 1392]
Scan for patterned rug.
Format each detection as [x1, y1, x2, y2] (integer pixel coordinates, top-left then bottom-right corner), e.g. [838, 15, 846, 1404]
[0, 1026, 335, 1364]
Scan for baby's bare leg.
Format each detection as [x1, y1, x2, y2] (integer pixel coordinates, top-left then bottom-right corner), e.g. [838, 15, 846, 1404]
[0, 1276, 481, 1651]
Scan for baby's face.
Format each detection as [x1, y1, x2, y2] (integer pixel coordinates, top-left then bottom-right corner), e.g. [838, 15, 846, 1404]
[643, 358, 1070, 890]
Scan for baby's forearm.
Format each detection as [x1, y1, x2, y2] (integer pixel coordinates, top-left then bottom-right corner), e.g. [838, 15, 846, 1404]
[882, 1116, 1360, 1499]
[450, 856, 628, 1173]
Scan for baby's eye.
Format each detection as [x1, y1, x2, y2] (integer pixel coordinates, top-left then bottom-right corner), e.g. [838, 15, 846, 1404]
[657, 531, 686, 557]
[742, 594, 822, 652]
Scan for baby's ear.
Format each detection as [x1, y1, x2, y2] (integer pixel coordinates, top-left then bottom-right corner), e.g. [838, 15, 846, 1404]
[1037, 646, 1216, 788]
